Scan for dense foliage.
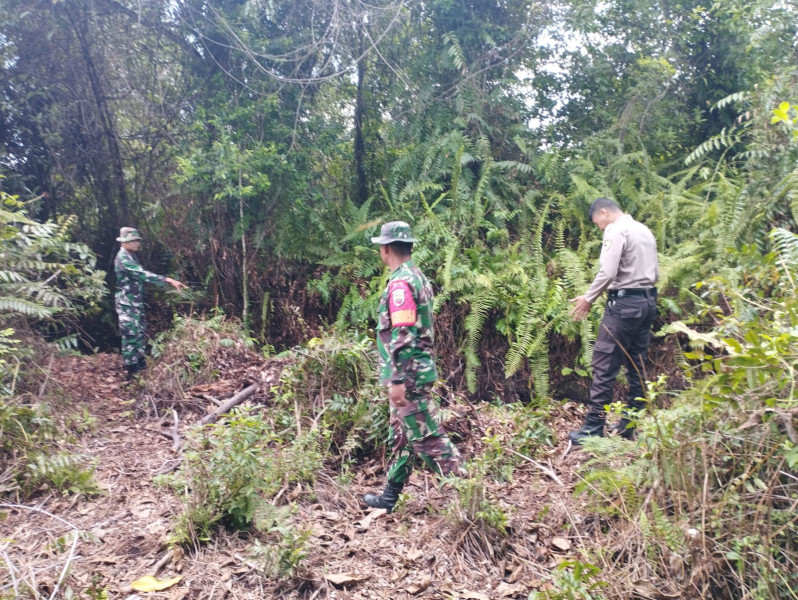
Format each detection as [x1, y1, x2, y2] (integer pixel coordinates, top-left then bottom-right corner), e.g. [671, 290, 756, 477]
[0, 182, 105, 497]
[1, 0, 797, 597]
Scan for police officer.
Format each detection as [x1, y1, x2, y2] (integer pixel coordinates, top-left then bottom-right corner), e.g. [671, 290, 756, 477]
[569, 198, 659, 443]
[114, 227, 186, 378]
[363, 221, 464, 513]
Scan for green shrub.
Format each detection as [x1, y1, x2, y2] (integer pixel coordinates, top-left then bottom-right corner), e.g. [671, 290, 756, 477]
[160, 407, 321, 547]
[446, 457, 509, 537]
[23, 452, 101, 496]
[148, 313, 256, 396]
[273, 333, 387, 459]
[250, 504, 311, 579]
[529, 560, 605, 600]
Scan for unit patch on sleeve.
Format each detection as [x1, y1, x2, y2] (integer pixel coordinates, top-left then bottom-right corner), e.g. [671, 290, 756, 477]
[388, 280, 417, 327]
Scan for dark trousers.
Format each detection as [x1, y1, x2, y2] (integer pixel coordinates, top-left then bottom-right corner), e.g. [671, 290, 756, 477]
[587, 295, 657, 419]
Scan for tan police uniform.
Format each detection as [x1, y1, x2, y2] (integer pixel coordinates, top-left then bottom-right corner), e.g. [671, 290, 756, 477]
[571, 214, 659, 442]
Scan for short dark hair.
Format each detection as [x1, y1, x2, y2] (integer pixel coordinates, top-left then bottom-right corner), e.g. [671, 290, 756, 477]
[387, 241, 413, 256]
[588, 197, 622, 219]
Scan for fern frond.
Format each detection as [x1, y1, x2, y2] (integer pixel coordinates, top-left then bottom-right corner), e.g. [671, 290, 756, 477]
[0, 296, 58, 318]
[442, 32, 467, 72]
[464, 286, 499, 393]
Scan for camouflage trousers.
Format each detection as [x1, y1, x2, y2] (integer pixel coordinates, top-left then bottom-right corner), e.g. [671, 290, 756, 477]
[386, 383, 463, 485]
[117, 304, 147, 369]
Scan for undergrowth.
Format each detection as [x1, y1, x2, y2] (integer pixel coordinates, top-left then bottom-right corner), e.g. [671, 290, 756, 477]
[272, 333, 387, 460]
[147, 313, 257, 402]
[156, 331, 389, 578]
[0, 330, 101, 499]
[575, 239, 798, 599]
[156, 407, 319, 551]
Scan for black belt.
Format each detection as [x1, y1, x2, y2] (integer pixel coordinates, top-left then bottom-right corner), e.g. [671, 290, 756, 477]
[608, 287, 657, 299]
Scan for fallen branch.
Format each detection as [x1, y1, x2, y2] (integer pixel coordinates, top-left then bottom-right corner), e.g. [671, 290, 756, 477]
[198, 383, 259, 426]
[202, 394, 222, 406]
[504, 448, 565, 486]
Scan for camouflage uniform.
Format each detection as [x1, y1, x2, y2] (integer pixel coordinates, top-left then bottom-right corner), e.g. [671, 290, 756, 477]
[377, 259, 462, 484]
[114, 246, 166, 370]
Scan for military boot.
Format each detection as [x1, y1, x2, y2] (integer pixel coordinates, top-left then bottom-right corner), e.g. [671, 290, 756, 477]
[363, 480, 403, 513]
[610, 418, 637, 441]
[568, 413, 605, 445]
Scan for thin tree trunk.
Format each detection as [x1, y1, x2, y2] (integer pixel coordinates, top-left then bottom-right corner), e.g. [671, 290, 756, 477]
[353, 27, 368, 206]
[239, 160, 249, 327]
[66, 2, 130, 224]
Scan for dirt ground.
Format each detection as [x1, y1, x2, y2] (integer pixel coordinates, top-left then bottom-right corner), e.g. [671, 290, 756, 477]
[1, 353, 602, 600]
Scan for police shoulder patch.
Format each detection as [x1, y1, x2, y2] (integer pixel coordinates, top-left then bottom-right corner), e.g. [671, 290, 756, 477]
[603, 239, 613, 249]
[388, 279, 416, 327]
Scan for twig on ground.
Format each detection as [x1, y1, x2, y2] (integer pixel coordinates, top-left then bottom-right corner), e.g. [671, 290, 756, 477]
[0, 504, 79, 530]
[461, 396, 485, 434]
[203, 394, 222, 406]
[0, 549, 19, 599]
[151, 549, 173, 576]
[504, 448, 564, 486]
[153, 458, 182, 475]
[271, 485, 288, 506]
[48, 530, 79, 600]
[559, 439, 573, 460]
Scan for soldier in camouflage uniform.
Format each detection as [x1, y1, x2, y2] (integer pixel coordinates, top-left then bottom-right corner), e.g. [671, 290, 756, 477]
[363, 221, 464, 513]
[114, 227, 185, 378]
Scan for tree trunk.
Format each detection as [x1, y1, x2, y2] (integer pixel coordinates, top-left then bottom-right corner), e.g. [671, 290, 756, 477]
[66, 2, 130, 225]
[353, 27, 369, 206]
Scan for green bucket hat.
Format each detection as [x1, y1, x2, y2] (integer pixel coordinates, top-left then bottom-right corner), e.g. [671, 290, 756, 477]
[116, 227, 143, 243]
[370, 221, 418, 244]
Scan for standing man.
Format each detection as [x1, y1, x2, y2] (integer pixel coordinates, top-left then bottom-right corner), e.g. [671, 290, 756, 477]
[569, 198, 659, 444]
[114, 227, 185, 378]
[363, 221, 464, 513]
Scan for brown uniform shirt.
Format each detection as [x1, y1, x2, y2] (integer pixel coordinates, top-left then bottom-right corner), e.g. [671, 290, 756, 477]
[584, 214, 659, 303]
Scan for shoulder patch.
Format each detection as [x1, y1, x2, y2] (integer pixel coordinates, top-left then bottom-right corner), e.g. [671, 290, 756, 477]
[388, 280, 417, 327]
[603, 239, 613, 250]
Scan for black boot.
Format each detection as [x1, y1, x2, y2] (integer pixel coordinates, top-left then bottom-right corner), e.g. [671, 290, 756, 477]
[610, 418, 637, 440]
[363, 480, 403, 513]
[568, 413, 605, 445]
[126, 357, 147, 381]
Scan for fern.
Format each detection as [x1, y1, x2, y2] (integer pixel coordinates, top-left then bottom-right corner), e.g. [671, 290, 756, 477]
[0, 183, 106, 328]
[770, 227, 798, 286]
[464, 286, 499, 393]
[24, 452, 101, 495]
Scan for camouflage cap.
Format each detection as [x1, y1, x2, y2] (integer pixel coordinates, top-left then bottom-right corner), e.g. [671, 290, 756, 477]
[370, 221, 418, 244]
[116, 227, 143, 243]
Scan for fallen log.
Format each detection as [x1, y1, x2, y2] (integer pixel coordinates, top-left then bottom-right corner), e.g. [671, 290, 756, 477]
[198, 383, 259, 426]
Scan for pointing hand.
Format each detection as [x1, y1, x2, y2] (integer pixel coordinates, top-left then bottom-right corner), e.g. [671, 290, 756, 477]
[166, 277, 187, 291]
